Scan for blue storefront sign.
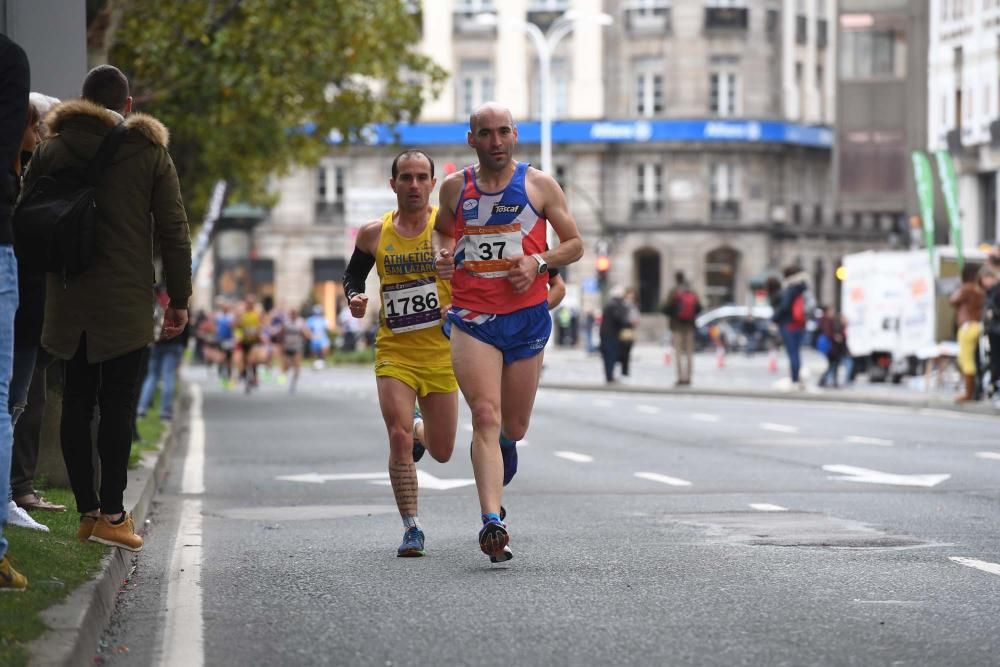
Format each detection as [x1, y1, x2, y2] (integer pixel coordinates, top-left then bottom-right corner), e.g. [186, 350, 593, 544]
[316, 118, 832, 149]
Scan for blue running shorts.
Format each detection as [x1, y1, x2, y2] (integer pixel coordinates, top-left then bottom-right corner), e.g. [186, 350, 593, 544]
[446, 302, 551, 365]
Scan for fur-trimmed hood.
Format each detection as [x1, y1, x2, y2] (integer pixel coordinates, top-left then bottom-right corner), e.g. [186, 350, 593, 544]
[45, 98, 169, 148]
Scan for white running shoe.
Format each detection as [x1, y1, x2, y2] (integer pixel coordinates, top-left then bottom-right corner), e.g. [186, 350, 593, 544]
[6, 501, 50, 532]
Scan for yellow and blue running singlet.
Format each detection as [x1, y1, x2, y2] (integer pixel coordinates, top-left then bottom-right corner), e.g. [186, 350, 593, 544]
[374, 208, 455, 394]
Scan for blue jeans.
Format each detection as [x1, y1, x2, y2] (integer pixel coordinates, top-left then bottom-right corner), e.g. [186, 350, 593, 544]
[780, 326, 805, 383]
[137, 344, 184, 418]
[0, 246, 19, 559]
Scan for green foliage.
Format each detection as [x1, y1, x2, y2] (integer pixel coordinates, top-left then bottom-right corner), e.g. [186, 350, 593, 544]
[108, 0, 446, 218]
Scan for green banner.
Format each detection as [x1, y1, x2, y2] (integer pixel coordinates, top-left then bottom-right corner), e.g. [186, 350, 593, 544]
[934, 150, 964, 270]
[911, 151, 936, 268]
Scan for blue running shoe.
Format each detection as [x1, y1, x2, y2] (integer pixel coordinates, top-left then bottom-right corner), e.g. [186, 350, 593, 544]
[397, 526, 426, 557]
[478, 518, 509, 558]
[500, 435, 517, 486]
[412, 406, 425, 463]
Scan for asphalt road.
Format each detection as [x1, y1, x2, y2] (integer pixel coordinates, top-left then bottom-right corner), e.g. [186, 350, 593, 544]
[98, 364, 1000, 666]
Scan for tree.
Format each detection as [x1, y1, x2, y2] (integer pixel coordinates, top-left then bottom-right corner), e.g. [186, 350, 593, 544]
[93, 0, 445, 218]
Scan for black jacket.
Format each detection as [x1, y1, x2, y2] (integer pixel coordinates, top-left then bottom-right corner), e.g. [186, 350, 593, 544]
[600, 297, 629, 341]
[0, 35, 30, 244]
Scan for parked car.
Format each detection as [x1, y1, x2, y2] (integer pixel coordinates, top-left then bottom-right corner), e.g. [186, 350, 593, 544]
[693, 305, 778, 352]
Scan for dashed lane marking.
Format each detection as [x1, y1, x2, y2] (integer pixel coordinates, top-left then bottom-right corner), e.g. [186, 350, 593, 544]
[691, 413, 721, 423]
[635, 472, 692, 487]
[975, 452, 1000, 461]
[760, 422, 800, 434]
[845, 435, 894, 447]
[592, 398, 614, 408]
[749, 503, 788, 512]
[555, 451, 593, 463]
[949, 557, 1000, 577]
[636, 405, 661, 414]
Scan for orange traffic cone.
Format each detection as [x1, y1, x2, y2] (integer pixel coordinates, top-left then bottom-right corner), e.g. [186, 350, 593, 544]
[767, 349, 778, 374]
[664, 346, 673, 366]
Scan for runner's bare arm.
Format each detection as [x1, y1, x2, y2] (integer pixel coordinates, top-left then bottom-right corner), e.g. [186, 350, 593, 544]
[342, 219, 382, 318]
[532, 170, 583, 268]
[434, 172, 463, 239]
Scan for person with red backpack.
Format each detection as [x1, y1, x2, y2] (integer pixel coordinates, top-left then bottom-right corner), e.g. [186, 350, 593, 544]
[771, 266, 811, 389]
[662, 272, 702, 386]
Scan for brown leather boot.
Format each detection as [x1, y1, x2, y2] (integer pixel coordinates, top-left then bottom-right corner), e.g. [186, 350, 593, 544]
[955, 374, 975, 403]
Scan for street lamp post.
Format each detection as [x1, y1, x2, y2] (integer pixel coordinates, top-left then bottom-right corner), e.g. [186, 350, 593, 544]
[476, 10, 613, 179]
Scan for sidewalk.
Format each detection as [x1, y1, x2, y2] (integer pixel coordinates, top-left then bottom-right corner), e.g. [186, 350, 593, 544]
[25, 399, 183, 667]
[540, 342, 1000, 416]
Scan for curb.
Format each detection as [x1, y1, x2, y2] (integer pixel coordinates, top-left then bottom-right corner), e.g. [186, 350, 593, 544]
[26, 387, 188, 667]
[538, 381, 1000, 417]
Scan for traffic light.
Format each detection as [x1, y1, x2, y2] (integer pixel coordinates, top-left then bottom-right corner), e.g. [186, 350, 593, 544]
[596, 253, 610, 290]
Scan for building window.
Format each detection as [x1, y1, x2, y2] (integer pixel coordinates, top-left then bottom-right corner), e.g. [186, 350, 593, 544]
[709, 71, 739, 116]
[704, 247, 739, 307]
[316, 165, 345, 220]
[795, 14, 807, 44]
[839, 15, 908, 80]
[635, 59, 665, 117]
[791, 203, 802, 224]
[635, 248, 662, 313]
[633, 163, 663, 215]
[813, 204, 823, 225]
[710, 163, 740, 221]
[531, 58, 569, 119]
[458, 61, 494, 118]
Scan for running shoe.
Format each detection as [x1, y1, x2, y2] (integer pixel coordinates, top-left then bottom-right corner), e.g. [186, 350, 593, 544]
[397, 526, 426, 557]
[478, 518, 509, 558]
[412, 406, 425, 463]
[490, 545, 514, 564]
[500, 436, 517, 486]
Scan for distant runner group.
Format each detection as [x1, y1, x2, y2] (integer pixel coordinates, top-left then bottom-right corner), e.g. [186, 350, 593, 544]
[344, 102, 583, 562]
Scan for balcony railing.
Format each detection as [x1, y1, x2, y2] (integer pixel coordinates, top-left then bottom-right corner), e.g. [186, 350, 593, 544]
[631, 199, 664, 220]
[705, 7, 748, 31]
[626, 8, 671, 34]
[453, 12, 496, 36]
[710, 200, 740, 223]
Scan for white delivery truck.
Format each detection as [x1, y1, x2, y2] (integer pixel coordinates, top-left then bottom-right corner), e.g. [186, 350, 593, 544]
[840, 247, 985, 382]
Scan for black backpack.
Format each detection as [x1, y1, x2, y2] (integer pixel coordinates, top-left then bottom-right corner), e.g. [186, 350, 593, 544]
[12, 123, 128, 281]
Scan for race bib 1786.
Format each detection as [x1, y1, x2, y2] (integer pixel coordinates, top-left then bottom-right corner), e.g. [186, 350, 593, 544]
[382, 277, 442, 333]
[461, 223, 522, 278]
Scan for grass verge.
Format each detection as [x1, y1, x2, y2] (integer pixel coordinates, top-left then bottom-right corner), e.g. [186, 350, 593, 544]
[0, 488, 110, 667]
[129, 393, 166, 469]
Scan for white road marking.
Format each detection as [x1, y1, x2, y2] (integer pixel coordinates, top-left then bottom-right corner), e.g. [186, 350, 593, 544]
[161, 498, 204, 667]
[634, 472, 692, 487]
[277, 471, 475, 489]
[760, 422, 800, 434]
[636, 405, 661, 415]
[554, 451, 594, 463]
[823, 464, 950, 488]
[949, 557, 1000, 577]
[749, 503, 788, 512]
[181, 384, 205, 495]
[160, 385, 206, 667]
[975, 452, 1000, 461]
[845, 435, 894, 447]
[691, 413, 721, 423]
[592, 398, 614, 408]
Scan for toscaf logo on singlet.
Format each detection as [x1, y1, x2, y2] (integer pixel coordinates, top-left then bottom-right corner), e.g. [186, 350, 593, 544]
[491, 202, 523, 216]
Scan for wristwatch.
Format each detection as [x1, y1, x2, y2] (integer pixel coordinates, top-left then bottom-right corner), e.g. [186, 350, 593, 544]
[531, 253, 548, 274]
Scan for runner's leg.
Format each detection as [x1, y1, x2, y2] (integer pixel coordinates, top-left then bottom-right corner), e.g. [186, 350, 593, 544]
[450, 327, 504, 516]
[376, 376, 421, 518]
[500, 353, 544, 441]
[416, 390, 458, 463]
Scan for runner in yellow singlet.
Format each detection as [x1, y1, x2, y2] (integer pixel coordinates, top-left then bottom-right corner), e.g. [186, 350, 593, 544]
[343, 150, 457, 557]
